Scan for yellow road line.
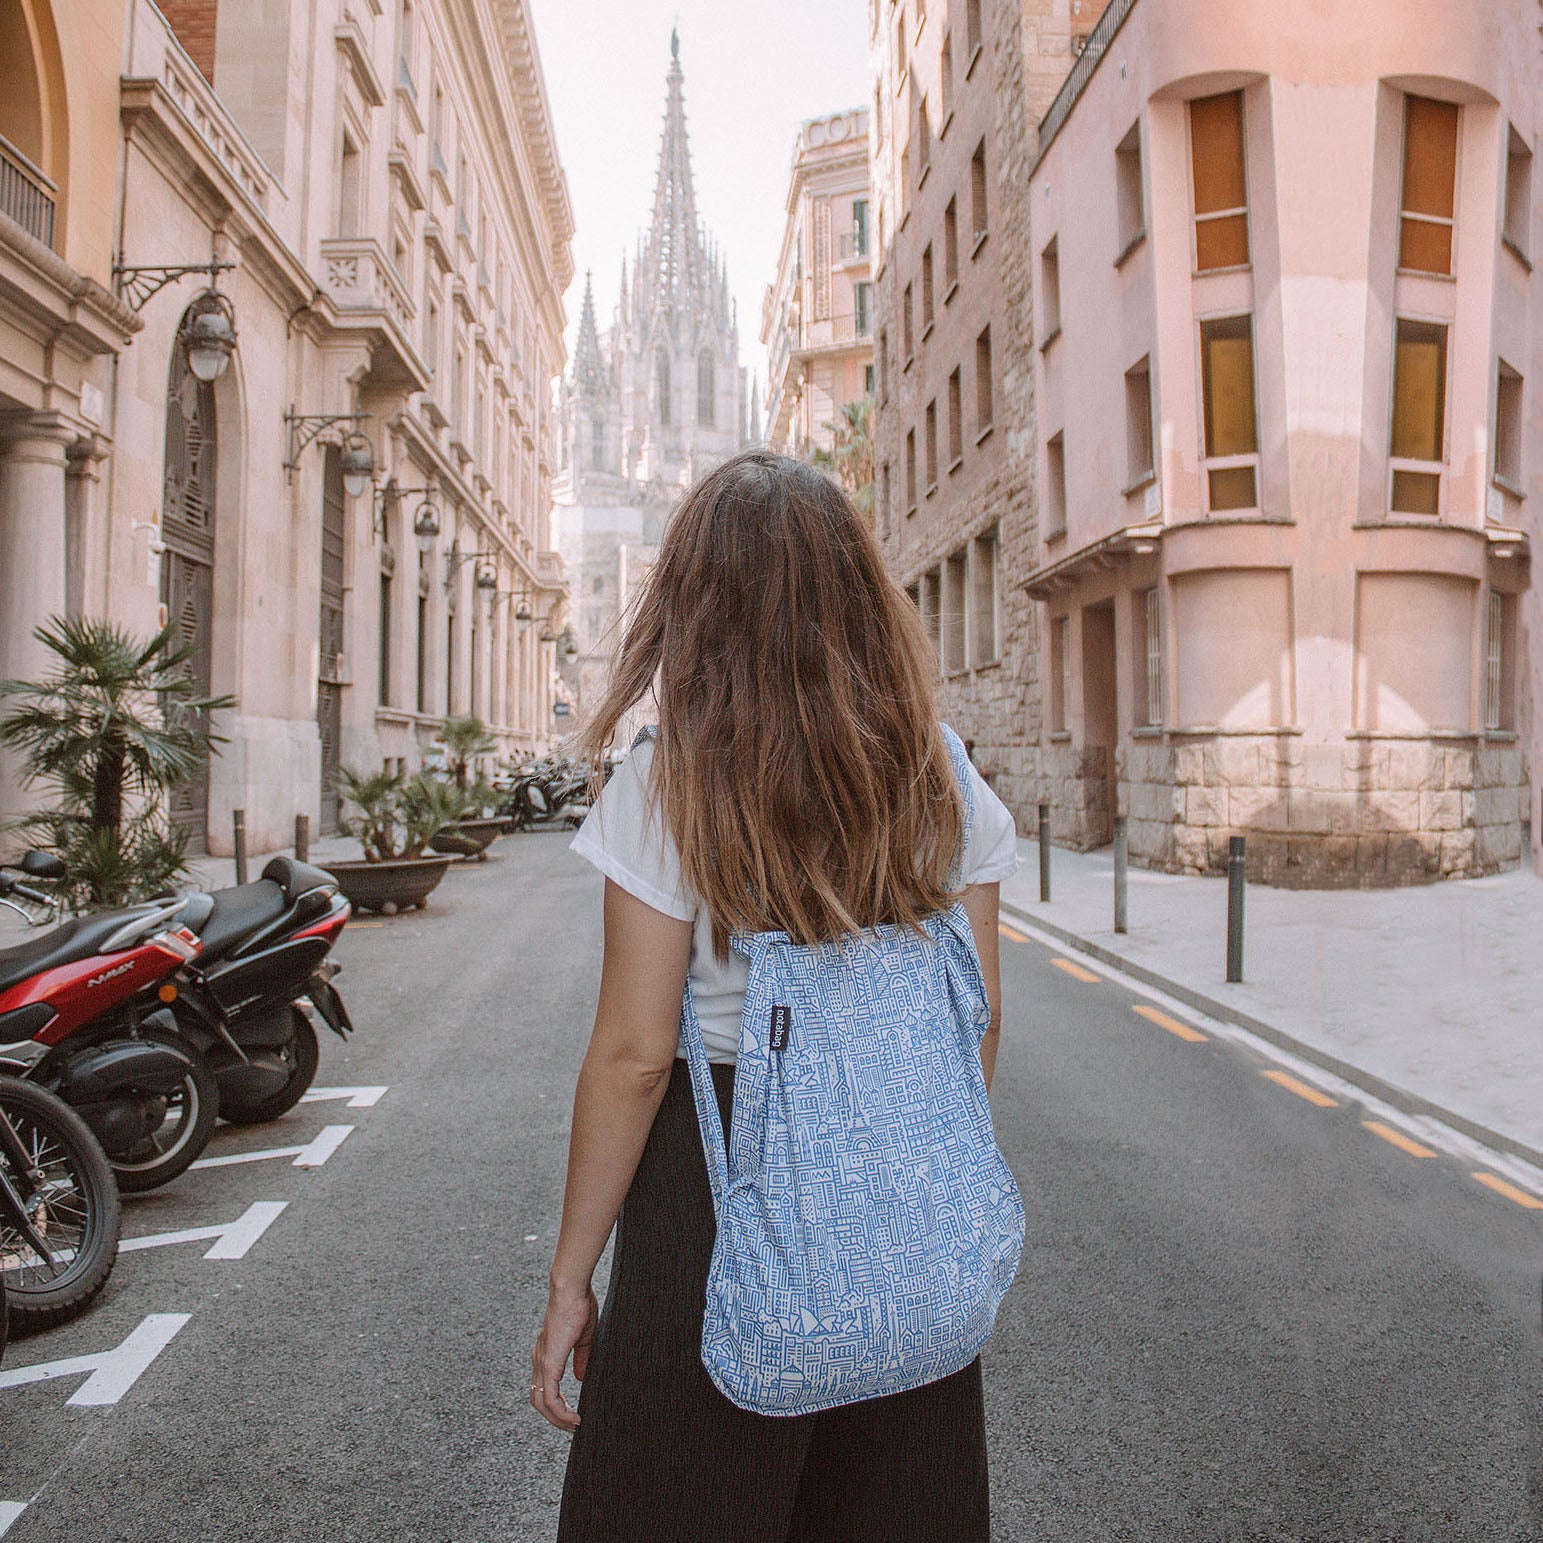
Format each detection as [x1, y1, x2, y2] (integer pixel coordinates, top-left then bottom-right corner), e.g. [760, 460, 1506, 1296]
[998, 923, 1030, 944]
[1132, 1003, 1207, 1043]
[1261, 1069, 1338, 1108]
[1050, 957, 1100, 984]
[1362, 1120, 1436, 1159]
[1473, 1172, 1543, 1209]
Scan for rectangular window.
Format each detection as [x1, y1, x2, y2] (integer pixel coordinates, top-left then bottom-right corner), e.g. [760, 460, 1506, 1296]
[854, 281, 872, 337]
[965, 0, 982, 57]
[853, 197, 870, 255]
[1041, 237, 1061, 337]
[943, 199, 958, 294]
[1046, 431, 1067, 537]
[865, 362, 875, 396]
[943, 549, 967, 672]
[1190, 91, 1248, 270]
[1389, 317, 1447, 514]
[940, 32, 953, 125]
[920, 568, 941, 666]
[970, 141, 988, 247]
[895, 12, 908, 83]
[903, 283, 914, 360]
[1116, 120, 1145, 257]
[925, 399, 938, 489]
[415, 585, 428, 713]
[1485, 590, 1511, 731]
[879, 327, 890, 401]
[1399, 95, 1458, 275]
[976, 326, 993, 434]
[378, 572, 393, 706]
[1199, 314, 1259, 510]
[1495, 359, 1523, 491]
[948, 366, 963, 466]
[880, 461, 891, 535]
[917, 95, 931, 181]
[446, 612, 456, 712]
[1504, 124, 1531, 257]
[920, 244, 934, 333]
[339, 133, 363, 238]
[1125, 356, 1154, 486]
[905, 428, 917, 511]
[1050, 615, 1070, 734]
[970, 527, 999, 666]
[1139, 587, 1163, 727]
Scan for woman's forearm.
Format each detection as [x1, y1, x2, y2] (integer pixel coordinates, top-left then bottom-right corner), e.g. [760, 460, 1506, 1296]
[548, 1048, 674, 1297]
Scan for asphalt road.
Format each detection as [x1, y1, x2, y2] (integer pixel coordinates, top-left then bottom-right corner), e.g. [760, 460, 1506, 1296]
[3, 833, 1541, 1541]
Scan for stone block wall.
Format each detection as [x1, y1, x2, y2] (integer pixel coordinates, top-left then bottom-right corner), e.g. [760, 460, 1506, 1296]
[1116, 736, 1528, 886]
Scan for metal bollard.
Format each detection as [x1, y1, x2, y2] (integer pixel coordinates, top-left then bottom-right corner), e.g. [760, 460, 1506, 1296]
[1113, 815, 1128, 935]
[294, 813, 310, 864]
[233, 808, 248, 886]
[1226, 834, 1246, 983]
[1038, 803, 1051, 902]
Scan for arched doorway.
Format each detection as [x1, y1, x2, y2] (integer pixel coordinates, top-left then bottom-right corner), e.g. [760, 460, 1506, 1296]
[161, 329, 217, 850]
[318, 446, 346, 834]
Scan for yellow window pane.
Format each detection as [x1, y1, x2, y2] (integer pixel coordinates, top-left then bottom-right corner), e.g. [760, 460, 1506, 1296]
[1196, 213, 1250, 271]
[1208, 464, 1257, 511]
[1391, 321, 1447, 462]
[1390, 468, 1440, 516]
[1191, 91, 1247, 216]
[1201, 318, 1258, 458]
[1401, 96, 1458, 221]
[1398, 216, 1452, 275]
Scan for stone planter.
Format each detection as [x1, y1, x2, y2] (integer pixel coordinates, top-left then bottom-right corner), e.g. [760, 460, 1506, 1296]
[322, 856, 453, 915]
[453, 817, 507, 845]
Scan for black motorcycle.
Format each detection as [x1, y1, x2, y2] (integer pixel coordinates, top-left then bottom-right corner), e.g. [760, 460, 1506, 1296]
[167, 857, 355, 1126]
[0, 1073, 122, 1345]
[501, 758, 592, 831]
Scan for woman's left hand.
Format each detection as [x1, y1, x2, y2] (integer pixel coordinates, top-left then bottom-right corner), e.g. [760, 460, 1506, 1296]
[530, 1283, 599, 1431]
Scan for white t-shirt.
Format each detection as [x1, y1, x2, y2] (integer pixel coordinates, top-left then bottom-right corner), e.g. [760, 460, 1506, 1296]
[568, 731, 1023, 1064]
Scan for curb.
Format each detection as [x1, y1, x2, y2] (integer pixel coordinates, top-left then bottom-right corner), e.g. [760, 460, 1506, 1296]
[999, 899, 1543, 1174]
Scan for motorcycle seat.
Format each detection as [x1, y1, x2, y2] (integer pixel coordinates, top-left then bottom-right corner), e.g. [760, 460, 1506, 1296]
[0, 911, 158, 995]
[260, 856, 337, 904]
[194, 880, 288, 961]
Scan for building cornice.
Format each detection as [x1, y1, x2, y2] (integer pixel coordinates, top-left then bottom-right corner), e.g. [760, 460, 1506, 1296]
[0, 213, 143, 355]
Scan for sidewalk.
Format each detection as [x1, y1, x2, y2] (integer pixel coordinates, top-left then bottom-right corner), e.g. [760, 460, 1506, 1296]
[999, 838, 1543, 1165]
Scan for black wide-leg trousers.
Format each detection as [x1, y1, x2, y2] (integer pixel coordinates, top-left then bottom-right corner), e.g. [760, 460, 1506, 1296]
[557, 1059, 991, 1543]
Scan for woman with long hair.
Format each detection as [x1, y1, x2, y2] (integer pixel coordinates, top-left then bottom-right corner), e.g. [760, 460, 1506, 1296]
[530, 450, 1022, 1540]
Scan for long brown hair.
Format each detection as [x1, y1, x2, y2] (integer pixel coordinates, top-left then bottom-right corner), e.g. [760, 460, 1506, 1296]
[579, 449, 963, 962]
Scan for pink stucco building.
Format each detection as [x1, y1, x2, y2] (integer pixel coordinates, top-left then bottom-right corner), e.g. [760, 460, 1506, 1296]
[1027, 0, 1536, 884]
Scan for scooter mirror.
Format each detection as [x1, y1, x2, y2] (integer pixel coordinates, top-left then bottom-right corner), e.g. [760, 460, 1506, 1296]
[19, 850, 65, 880]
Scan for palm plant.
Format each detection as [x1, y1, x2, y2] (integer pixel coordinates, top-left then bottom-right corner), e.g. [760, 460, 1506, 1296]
[810, 395, 875, 523]
[0, 616, 233, 911]
[336, 767, 472, 861]
[438, 713, 497, 790]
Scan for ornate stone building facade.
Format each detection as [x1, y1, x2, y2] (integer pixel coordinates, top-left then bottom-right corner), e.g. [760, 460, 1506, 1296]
[554, 33, 752, 723]
[761, 109, 873, 458]
[0, 0, 574, 854]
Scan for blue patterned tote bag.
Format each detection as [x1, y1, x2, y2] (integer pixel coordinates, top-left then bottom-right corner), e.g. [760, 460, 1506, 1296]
[645, 721, 1025, 1416]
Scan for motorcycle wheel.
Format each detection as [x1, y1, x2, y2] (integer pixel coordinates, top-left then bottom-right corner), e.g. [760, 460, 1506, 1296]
[110, 1025, 219, 1194]
[1, 1078, 122, 1334]
[217, 1008, 319, 1126]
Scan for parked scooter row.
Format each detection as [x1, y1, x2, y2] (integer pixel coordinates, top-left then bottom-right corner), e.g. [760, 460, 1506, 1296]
[0, 850, 356, 1354]
[497, 755, 595, 831]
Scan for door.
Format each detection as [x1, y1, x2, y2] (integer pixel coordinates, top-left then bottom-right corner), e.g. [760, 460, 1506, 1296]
[160, 339, 218, 852]
[318, 447, 346, 834]
[1080, 601, 1118, 847]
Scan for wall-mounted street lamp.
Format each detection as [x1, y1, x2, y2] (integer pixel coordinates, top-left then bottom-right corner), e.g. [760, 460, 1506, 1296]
[114, 254, 239, 382]
[372, 479, 441, 553]
[283, 407, 375, 493]
[443, 538, 499, 594]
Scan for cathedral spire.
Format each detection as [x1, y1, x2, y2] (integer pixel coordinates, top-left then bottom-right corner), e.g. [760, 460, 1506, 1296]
[639, 31, 713, 345]
[572, 270, 603, 391]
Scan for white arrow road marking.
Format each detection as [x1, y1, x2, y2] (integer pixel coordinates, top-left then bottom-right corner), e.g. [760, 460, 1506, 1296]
[300, 1085, 388, 1108]
[0, 1313, 190, 1407]
[190, 1125, 354, 1170]
[120, 1201, 289, 1260]
[0, 1502, 28, 1537]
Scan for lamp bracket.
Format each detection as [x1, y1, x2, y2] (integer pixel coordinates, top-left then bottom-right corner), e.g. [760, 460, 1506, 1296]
[113, 257, 236, 313]
[283, 409, 370, 481]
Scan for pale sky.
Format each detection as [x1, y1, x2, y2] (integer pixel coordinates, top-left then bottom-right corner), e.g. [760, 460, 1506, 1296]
[528, 0, 873, 405]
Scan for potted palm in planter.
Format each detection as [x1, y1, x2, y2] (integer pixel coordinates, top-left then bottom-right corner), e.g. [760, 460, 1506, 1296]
[0, 616, 233, 911]
[435, 714, 507, 853]
[324, 769, 471, 914]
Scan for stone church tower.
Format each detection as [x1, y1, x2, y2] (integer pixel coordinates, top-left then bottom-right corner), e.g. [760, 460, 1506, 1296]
[554, 31, 751, 727]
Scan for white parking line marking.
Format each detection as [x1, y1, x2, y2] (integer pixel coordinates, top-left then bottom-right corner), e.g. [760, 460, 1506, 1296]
[300, 1086, 388, 1108]
[0, 1313, 190, 1407]
[191, 1125, 354, 1170]
[120, 1201, 289, 1260]
[0, 1502, 27, 1537]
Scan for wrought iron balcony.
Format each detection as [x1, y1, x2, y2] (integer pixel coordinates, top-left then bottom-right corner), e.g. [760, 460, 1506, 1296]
[0, 135, 56, 249]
